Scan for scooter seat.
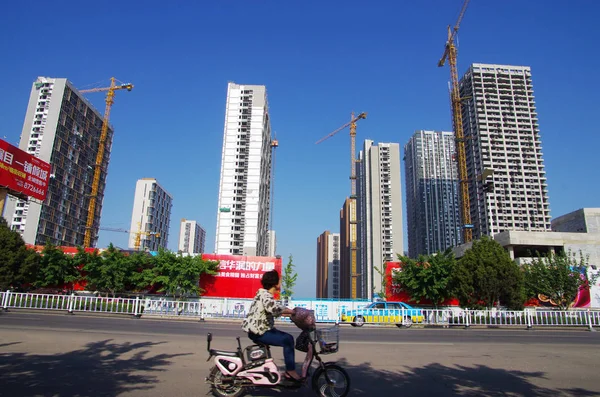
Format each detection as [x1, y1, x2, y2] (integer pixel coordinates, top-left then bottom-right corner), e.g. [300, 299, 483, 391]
[210, 349, 239, 357]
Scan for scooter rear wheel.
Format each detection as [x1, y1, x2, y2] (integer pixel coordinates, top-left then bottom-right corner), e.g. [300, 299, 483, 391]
[312, 363, 350, 397]
[209, 366, 244, 397]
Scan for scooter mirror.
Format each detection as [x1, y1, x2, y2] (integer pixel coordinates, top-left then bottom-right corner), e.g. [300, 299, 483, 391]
[207, 333, 212, 342]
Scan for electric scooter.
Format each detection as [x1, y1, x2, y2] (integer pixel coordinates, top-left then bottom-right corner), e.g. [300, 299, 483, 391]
[205, 316, 350, 397]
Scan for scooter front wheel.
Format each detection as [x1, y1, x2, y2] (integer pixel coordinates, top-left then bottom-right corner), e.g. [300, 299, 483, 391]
[208, 366, 244, 397]
[312, 363, 350, 397]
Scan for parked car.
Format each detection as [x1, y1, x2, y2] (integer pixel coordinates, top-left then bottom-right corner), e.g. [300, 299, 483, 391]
[340, 301, 424, 328]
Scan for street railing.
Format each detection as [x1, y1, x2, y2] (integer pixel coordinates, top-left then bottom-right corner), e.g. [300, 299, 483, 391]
[1, 291, 141, 316]
[2, 290, 599, 330]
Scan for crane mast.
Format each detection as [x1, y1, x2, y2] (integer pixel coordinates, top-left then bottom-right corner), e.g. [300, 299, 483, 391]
[80, 78, 133, 248]
[438, 0, 472, 243]
[316, 112, 367, 299]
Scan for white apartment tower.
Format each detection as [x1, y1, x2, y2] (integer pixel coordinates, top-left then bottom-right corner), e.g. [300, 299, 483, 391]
[178, 218, 206, 254]
[129, 178, 172, 251]
[215, 82, 273, 256]
[3, 77, 112, 246]
[404, 131, 462, 258]
[356, 140, 404, 300]
[459, 64, 551, 238]
[326, 233, 341, 299]
[267, 230, 276, 257]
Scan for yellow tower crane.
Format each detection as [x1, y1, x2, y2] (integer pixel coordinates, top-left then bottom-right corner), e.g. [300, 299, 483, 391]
[99, 223, 160, 251]
[316, 112, 367, 299]
[438, 0, 472, 243]
[80, 78, 134, 248]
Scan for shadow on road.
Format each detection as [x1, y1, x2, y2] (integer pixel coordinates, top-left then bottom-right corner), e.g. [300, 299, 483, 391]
[247, 359, 600, 397]
[0, 339, 189, 397]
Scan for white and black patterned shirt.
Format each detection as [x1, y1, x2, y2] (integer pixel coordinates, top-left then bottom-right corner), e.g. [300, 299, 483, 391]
[241, 288, 284, 335]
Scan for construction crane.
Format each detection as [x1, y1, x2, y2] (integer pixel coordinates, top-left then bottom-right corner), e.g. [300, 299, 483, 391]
[316, 112, 367, 299]
[99, 223, 160, 251]
[438, 0, 472, 243]
[80, 78, 134, 248]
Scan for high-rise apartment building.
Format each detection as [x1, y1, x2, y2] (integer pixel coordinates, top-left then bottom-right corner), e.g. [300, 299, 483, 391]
[129, 178, 172, 251]
[404, 130, 462, 257]
[339, 198, 352, 299]
[2, 77, 112, 246]
[316, 231, 341, 299]
[178, 218, 206, 254]
[215, 82, 273, 256]
[267, 230, 276, 257]
[356, 140, 404, 300]
[459, 64, 551, 238]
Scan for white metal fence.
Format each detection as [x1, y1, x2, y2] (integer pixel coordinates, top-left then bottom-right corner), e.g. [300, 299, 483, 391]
[2, 290, 599, 330]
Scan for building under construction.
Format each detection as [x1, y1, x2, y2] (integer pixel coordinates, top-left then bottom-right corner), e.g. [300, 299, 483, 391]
[459, 63, 552, 238]
[2, 77, 112, 247]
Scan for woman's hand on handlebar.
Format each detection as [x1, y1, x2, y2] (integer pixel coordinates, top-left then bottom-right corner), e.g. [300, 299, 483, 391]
[281, 307, 294, 317]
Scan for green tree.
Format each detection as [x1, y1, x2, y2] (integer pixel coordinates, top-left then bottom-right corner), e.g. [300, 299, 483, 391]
[127, 251, 155, 292]
[83, 244, 135, 297]
[523, 250, 596, 310]
[36, 242, 80, 290]
[0, 217, 40, 290]
[281, 254, 298, 299]
[452, 236, 524, 310]
[394, 249, 456, 308]
[144, 249, 218, 298]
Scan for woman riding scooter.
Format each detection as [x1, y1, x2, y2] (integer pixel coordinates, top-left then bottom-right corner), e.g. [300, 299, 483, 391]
[241, 270, 303, 381]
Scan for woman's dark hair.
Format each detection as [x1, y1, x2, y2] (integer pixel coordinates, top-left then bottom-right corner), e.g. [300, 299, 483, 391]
[261, 270, 280, 290]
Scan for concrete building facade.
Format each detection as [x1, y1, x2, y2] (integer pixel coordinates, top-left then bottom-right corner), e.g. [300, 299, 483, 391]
[552, 208, 600, 234]
[316, 231, 341, 299]
[3, 77, 112, 247]
[267, 230, 276, 257]
[339, 198, 352, 299]
[356, 140, 404, 300]
[459, 63, 551, 239]
[129, 178, 172, 251]
[178, 218, 206, 254]
[404, 130, 462, 257]
[215, 82, 273, 256]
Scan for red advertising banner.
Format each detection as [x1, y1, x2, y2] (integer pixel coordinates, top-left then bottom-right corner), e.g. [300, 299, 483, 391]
[200, 254, 283, 299]
[0, 139, 51, 201]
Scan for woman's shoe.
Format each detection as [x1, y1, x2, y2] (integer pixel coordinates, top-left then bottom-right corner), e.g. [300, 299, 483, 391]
[284, 371, 304, 383]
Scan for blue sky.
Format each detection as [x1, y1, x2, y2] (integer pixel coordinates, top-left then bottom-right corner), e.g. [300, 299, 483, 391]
[1, 1, 599, 299]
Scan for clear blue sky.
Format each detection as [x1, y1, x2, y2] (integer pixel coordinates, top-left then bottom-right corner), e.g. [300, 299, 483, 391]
[1, 1, 599, 299]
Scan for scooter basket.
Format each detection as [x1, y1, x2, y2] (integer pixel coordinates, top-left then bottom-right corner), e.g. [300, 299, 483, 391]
[315, 326, 339, 354]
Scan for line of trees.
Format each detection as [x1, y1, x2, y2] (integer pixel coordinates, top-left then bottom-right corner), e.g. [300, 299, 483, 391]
[0, 218, 218, 298]
[393, 236, 597, 310]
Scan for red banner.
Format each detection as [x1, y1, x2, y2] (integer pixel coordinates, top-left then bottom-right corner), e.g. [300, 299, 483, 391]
[0, 139, 51, 201]
[200, 254, 283, 298]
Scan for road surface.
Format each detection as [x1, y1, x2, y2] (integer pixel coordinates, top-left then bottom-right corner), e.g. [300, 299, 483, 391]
[1, 311, 599, 396]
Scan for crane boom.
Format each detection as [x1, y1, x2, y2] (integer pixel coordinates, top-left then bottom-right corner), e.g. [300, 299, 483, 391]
[316, 112, 367, 299]
[438, 0, 472, 243]
[81, 77, 133, 248]
[99, 223, 159, 251]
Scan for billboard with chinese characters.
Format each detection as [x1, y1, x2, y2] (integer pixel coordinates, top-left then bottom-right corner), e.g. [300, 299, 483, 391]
[0, 138, 51, 201]
[200, 254, 283, 299]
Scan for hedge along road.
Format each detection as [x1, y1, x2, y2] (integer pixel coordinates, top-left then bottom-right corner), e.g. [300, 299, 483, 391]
[1, 312, 600, 396]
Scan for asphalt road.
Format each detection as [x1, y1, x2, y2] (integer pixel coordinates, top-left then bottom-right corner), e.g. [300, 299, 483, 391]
[1, 311, 600, 396]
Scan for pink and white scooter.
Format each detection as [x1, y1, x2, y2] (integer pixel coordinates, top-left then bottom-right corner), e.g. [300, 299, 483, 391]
[205, 310, 350, 397]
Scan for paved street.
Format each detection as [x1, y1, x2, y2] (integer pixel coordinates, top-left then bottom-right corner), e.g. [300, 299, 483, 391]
[1, 311, 600, 396]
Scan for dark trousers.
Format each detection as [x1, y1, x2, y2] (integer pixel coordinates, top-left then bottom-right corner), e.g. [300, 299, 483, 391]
[249, 328, 295, 371]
